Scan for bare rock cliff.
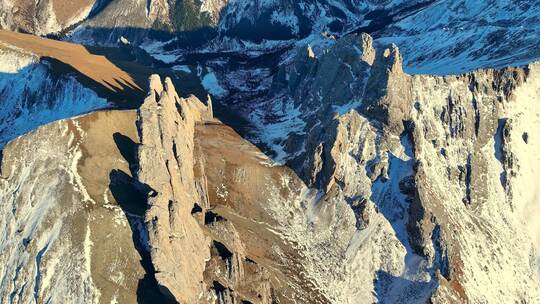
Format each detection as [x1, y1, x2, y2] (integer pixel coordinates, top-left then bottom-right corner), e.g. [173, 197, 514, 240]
[136, 74, 213, 303]
[250, 32, 540, 303]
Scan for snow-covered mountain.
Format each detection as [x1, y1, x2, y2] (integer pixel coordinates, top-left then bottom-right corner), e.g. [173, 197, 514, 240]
[0, 39, 109, 147]
[0, 1, 539, 303]
[376, 0, 540, 73]
[4, 0, 538, 74]
[187, 0, 540, 75]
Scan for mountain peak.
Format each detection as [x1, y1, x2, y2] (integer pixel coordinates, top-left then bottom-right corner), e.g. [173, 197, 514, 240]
[0, 2, 539, 303]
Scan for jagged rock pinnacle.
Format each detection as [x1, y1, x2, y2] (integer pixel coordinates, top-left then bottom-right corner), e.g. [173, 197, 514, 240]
[136, 74, 213, 303]
[148, 74, 164, 98]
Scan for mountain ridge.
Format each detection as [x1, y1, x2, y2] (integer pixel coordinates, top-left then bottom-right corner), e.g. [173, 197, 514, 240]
[0, 1, 539, 303]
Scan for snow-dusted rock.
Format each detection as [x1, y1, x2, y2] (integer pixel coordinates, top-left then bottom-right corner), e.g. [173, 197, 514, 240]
[260, 33, 540, 303]
[0, 43, 110, 147]
[0, 110, 150, 303]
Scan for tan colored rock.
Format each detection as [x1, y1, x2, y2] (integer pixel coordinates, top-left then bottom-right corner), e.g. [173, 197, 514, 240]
[0, 0, 94, 35]
[0, 110, 153, 303]
[136, 74, 213, 303]
[362, 43, 413, 134]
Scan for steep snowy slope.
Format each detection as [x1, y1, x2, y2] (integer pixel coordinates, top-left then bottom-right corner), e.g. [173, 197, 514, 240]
[0, 30, 208, 146]
[0, 41, 109, 147]
[0, 29, 145, 146]
[377, 0, 540, 74]
[0, 110, 160, 303]
[0, 1, 539, 303]
[214, 0, 442, 42]
[253, 34, 540, 303]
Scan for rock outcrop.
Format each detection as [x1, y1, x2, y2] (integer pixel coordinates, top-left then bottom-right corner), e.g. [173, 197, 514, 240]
[361, 43, 412, 134]
[1, 7, 540, 302]
[0, 0, 95, 35]
[0, 110, 157, 303]
[136, 74, 213, 302]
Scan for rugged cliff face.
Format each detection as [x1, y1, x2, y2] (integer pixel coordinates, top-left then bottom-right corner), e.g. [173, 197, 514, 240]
[135, 75, 212, 302]
[0, 1, 539, 303]
[128, 42, 540, 303]
[256, 33, 540, 303]
[0, 110, 152, 303]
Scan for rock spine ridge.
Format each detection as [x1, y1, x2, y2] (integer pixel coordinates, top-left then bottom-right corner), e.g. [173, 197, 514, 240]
[136, 74, 213, 303]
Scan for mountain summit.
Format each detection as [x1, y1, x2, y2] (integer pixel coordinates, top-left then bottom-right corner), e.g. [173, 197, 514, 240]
[0, 1, 539, 303]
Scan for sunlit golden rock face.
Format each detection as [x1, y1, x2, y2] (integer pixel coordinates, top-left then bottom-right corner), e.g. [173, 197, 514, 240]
[0, 1, 540, 302]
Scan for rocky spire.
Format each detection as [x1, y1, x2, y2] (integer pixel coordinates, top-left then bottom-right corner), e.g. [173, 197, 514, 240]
[136, 74, 213, 303]
[361, 43, 412, 134]
[307, 44, 316, 59]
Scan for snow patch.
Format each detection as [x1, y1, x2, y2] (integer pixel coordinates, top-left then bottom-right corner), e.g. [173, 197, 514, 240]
[0, 53, 110, 147]
[333, 100, 362, 115]
[201, 72, 228, 98]
[172, 65, 191, 73]
[249, 96, 306, 165]
[270, 11, 299, 35]
[140, 38, 180, 64]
